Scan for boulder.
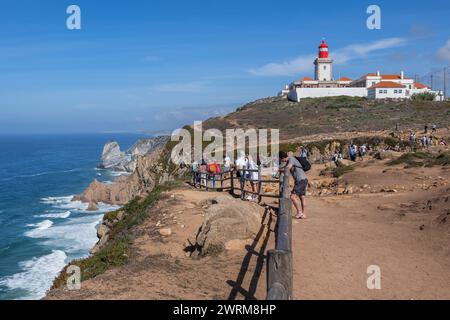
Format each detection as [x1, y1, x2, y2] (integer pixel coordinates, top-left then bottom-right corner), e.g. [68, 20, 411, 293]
[159, 228, 172, 237]
[87, 202, 98, 211]
[97, 224, 110, 239]
[191, 194, 262, 256]
[376, 150, 402, 160]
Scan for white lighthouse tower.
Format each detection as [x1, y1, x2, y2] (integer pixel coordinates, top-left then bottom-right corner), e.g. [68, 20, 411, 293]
[314, 40, 333, 82]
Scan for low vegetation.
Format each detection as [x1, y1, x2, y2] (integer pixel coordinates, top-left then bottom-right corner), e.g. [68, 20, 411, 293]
[388, 151, 450, 168]
[411, 92, 436, 101]
[320, 164, 355, 178]
[202, 96, 450, 140]
[51, 186, 168, 289]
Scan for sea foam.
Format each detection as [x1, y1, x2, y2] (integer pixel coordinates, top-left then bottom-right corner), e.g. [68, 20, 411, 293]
[0, 250, 67, 300]
[35, 211, 71, 219]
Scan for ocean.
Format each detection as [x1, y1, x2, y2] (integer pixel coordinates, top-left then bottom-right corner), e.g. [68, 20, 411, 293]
[0, 133, 150, 300]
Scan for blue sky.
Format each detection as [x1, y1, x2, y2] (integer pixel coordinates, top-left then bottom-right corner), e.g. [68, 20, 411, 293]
[0, 0, 449, 133]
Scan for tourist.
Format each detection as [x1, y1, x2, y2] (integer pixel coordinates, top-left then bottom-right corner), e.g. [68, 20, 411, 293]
[191, 160, 199, 186]
[235, 151, 248, 195]
[199, 160, 208, 187]
[223, 155, 231, 172]
[358, 145, 365, 161]
[421, 136, 427, 148]
[279, 151, 308, 219]
[246, 155, 260, 201]
[440, 138, 447, 146]
[298, 146, 309, 159]
[349, 144, 357, 162]
[432, 124, 437, 134]
[332, 151, 343, 167]
[207, 159, 220, 189]
[360, 144, 367, 156]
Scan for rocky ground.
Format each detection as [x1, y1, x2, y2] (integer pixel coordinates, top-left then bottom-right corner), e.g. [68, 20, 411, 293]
[47, 190, 273, 300]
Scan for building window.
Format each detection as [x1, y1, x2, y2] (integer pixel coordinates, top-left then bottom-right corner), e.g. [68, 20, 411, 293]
[394, 90, 398, 94]
[379, 90, 383, 94]
[399, 89, 402, 93]
[324, 66, 326, 70]
[384, 90, 388, 94]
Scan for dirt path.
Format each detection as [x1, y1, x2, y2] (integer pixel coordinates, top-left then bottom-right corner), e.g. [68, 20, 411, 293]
[291, 175, 450, 300]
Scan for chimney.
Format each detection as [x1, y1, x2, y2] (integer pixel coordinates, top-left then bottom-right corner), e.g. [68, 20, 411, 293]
[376, 70, 380, 77]
[400, 71, 404, 79]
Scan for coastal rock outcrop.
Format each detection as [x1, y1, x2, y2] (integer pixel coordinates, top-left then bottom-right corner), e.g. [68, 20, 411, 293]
[98, 136, 170, 172]
[99, 141, 128, 170]
[75, 148, 164, 205]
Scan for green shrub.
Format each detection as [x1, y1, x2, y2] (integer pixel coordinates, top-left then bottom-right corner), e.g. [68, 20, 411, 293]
[320, 164, 354, 178]
[411, 92, 436, 101]
[388, 152, 450, 168]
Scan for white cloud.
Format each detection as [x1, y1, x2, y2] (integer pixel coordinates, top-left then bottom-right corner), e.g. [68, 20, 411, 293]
[150, 81, 210, 93]
[437, 38, 450, 63]
[248, 55, 315, 77]
[249, 37, 408, 77]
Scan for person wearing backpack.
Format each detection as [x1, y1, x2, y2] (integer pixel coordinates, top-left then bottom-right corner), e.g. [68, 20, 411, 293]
[207, 159, 220, 189]
[279, 151, 308, 220]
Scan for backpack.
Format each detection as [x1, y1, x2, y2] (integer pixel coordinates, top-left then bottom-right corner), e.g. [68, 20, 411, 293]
[295, 156, 311, 172]
[208, 164, 217, 174]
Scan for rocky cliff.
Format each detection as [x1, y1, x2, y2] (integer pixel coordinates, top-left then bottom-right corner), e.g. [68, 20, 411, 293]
[99, 136, 170, 172]
[75, 133, 179, 205]
[75, 148, 166, 205]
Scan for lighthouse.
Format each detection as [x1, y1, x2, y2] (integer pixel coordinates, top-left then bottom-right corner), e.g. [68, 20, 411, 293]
[314, 40, 333, 82]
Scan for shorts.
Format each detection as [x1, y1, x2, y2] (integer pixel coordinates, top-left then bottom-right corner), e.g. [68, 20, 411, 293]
[292, 179, 308, 196]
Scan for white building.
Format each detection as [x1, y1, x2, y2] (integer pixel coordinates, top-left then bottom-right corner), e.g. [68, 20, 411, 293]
[367, 81, 406, 99]
[286, 40, 443, 102]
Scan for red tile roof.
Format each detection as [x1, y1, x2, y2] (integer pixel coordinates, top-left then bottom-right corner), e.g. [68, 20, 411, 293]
[415, 82, 430, 89]
[381, 74, 402, 80]
[368, 81, 406, 89]
[301, 76, 314, 81]
[337, 77, 352, 81]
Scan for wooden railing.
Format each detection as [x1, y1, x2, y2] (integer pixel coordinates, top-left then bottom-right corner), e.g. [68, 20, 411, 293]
[192, 167, 281, 202]
[191, 166, 294, 300]
[266, 167, 293, 300]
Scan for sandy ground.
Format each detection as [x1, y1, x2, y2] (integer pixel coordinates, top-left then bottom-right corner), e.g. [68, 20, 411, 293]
[292, 159, 450, 300]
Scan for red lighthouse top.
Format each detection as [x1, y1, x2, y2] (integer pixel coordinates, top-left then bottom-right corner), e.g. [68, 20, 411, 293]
[318, 40, 329, 58]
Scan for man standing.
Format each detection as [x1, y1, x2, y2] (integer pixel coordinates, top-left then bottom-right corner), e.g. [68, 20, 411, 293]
[279, 151, 308, 219]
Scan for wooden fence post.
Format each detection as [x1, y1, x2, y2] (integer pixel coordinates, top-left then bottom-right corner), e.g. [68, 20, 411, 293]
[266, 249, 293, 300]
[230, 169, 234, 195]
[240, 170, 245, 200]
[277, 198, 292, 252]
[257, 166, 262, 203]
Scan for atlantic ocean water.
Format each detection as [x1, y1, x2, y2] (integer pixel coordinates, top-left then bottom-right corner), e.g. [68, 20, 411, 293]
[0, 133, 150, 300]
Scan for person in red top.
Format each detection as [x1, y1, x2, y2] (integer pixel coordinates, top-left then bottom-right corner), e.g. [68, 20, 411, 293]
[207, 159, 220, 189]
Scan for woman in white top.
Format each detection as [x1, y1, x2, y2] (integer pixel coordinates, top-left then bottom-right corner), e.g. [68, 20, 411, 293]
[247, 155, 259, 201]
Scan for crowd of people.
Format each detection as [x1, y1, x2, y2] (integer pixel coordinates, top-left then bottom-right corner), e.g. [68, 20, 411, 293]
[191, 146, 311, 219]
[191, 153, 262, 201]
[408, 124, 447, 149]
